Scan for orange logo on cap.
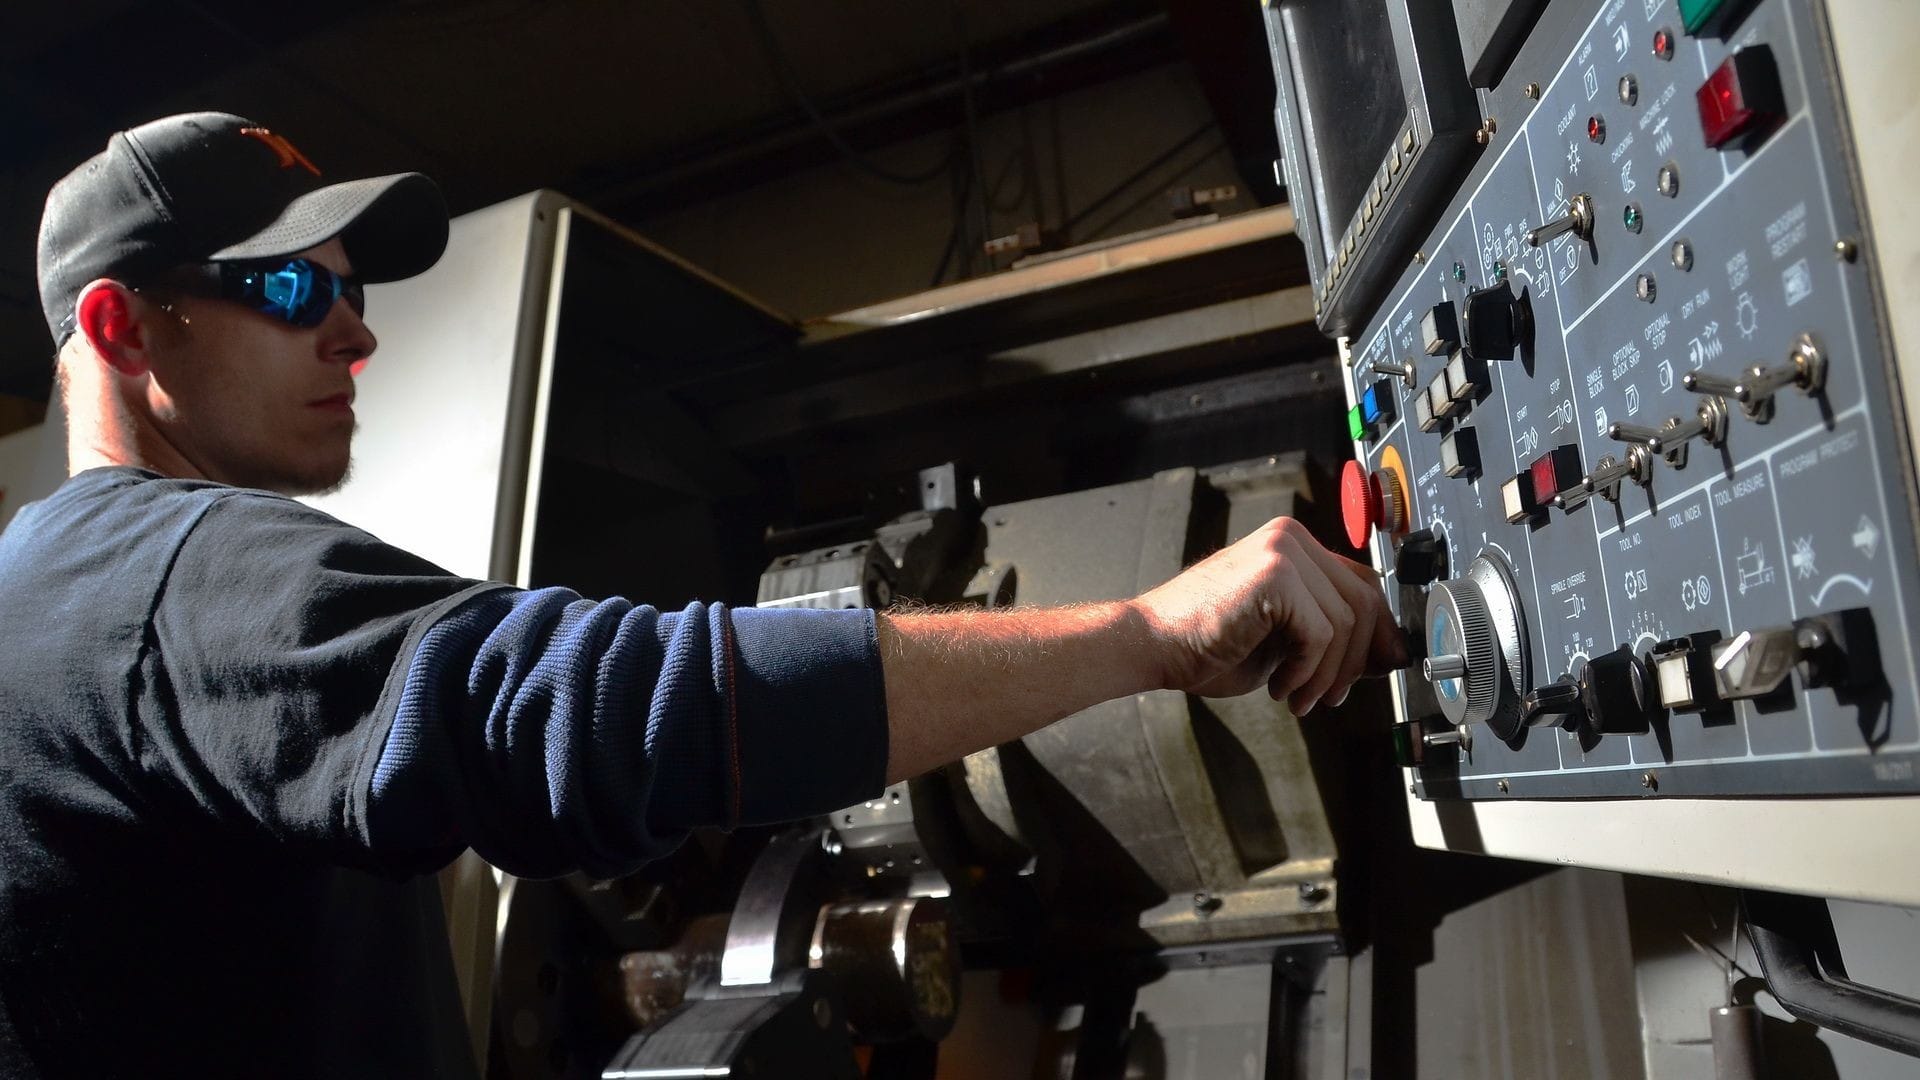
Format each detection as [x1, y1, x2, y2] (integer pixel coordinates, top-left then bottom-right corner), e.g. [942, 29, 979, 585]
[238, 127, 321, 177]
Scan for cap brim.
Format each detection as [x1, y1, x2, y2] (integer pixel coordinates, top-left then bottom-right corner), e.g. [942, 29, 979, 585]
[209, 172, 449, 283]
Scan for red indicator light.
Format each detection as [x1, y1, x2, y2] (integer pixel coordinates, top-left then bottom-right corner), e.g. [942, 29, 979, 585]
[1652, 28, 1673, 60]
[1697, 47, 1784, 150]
[1529, 445, 1582, 505]
[1587, 116, 1606, 143]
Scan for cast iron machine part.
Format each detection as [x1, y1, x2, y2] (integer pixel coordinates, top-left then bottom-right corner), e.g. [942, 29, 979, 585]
[602, 827, 961, 1078]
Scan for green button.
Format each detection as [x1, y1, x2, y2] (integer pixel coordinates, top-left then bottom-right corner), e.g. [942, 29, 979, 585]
[1677, 0, 1728, 33]
[1348, 404, 1368, 442]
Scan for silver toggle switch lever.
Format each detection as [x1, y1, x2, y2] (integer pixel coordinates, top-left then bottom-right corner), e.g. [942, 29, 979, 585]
[1578, 445, 1656, 503]
[1525, 193, 1596, 247]
[1609, 397, 1728, 469]
[1370, 356, 1418, 388]
[1682, 334, 1827, 423]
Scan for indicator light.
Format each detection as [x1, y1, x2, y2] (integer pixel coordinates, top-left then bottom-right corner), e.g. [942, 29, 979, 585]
[1529, 445, 1583, 506]
[1451, 261, 1467, 283]
[1623, 203, 1643, 233]
[1347, 404, 1368, 442]
[1587, 116, 1606, 143]
[1652, 28, 1673, 60]
[1698, 47, 1784, 149]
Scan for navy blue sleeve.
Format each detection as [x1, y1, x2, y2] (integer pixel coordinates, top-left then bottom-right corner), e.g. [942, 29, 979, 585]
[146, 491, 889, 880]
[367, 592, 889, 878]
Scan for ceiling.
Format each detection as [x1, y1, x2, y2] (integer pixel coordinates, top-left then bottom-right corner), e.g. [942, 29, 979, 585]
[0, 0, 1281, 400]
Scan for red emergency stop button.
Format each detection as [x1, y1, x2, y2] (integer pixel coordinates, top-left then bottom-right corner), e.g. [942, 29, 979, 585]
[1341, 460, 1380, 549]
[1340, 459, 1410, 549]
[1698, 46, 1784, 149]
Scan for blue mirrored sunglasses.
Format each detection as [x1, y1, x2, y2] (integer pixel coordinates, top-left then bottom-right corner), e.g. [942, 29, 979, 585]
[172, 257, 365, 329]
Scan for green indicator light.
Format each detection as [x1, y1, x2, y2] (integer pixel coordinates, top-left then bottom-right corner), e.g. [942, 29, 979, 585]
[1491, 260, 1507, 282]
[1348, 404, 1368, 442]
[1623, 203, 1643, 233]
[1451, 261, 1467, 283]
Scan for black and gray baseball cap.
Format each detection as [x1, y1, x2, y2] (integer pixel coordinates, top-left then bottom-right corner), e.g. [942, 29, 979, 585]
[36, 111, 449, 345]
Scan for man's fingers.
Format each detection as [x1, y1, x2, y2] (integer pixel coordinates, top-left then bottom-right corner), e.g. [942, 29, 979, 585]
[1265, 570, 1333, 706]
[1325, 547, 1411, 674]
[1301, 541, 1387, 703]
[1272, 538, 1353, 715]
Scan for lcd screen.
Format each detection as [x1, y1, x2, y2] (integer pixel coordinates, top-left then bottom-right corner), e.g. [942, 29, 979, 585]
[1280, 0, 1409, 267]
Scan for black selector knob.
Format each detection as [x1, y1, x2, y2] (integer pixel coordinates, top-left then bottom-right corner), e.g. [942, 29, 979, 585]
[1459, 281, 1533, 362]
[1579, 646, 1654, 735]
[1519, 646, 1655, 738]
[1394, 529, 1447, 588]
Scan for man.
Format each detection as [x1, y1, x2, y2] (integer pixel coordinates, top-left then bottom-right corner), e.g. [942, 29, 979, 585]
[5, 112, 1404, 1075]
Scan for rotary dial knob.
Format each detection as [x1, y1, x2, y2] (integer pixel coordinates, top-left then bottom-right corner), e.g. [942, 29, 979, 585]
[1424, 581, 1498, 725]
[1421, 551, 1531, 738]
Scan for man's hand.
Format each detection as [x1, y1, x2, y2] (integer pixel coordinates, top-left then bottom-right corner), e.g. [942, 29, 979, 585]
[877, 516, 1409, 781]
[1130, 517, 1408, 714]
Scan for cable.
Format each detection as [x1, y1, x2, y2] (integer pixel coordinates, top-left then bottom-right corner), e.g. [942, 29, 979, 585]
[738, 0, 952, 186]
[947, 0, 992, 276]
[1075, 136, 1228, 243]
[1062, 121, 1217, 241]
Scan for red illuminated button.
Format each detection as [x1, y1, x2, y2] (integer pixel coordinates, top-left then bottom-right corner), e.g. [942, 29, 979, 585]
[1698, 47, 1784, 149]
[1528, 444, 1583, 506]
[1341, 459, 1383, 549]
[1587, 116, 1605, 143]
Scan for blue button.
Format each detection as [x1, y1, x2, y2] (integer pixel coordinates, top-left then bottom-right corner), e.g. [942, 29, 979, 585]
[1362, 379, 1397, 425]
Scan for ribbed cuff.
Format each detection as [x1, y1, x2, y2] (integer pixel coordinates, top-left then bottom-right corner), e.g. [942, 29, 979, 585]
[725, 606, 889, 824]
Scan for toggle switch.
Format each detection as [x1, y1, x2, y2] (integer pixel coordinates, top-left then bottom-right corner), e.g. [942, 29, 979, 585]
[1607, 397, 1729, 468]
[1683, 333, 1826, 422]
[1577, 445, 1656, 503]
[1390, 719, 1472, 768]
[1526, 193, 1596, 247]
[1370, 356, 1419, 389]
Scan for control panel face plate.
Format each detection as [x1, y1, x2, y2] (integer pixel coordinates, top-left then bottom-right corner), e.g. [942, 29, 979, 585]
[1348, 0, 1920, 799]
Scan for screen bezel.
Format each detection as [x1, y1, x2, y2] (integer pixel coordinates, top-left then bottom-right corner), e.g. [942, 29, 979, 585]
[1265, 0, 1480, 338]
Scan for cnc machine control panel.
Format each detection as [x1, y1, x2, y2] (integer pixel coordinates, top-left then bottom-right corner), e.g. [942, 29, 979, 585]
[1335, 0, 1920, 800]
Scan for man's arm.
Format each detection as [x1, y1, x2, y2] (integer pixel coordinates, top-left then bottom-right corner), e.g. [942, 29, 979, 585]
[878, 517, 1407, 782]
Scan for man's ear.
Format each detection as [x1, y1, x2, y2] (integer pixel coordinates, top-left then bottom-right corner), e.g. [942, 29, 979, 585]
[74, 280, 156, 378]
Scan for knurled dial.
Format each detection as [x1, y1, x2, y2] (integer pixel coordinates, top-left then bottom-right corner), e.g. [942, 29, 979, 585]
[1424, 580, 1498, 724]
[1421, 550, 1530, 734]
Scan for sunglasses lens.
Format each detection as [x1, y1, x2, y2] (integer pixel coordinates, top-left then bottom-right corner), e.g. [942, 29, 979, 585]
[234, 259, 346, 328]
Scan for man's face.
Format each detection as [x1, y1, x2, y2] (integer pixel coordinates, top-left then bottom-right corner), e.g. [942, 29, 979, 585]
[142, 238, 375, 496]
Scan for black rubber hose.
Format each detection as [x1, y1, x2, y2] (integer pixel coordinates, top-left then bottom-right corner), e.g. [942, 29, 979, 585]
[1742, 889, 1920, 1059]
